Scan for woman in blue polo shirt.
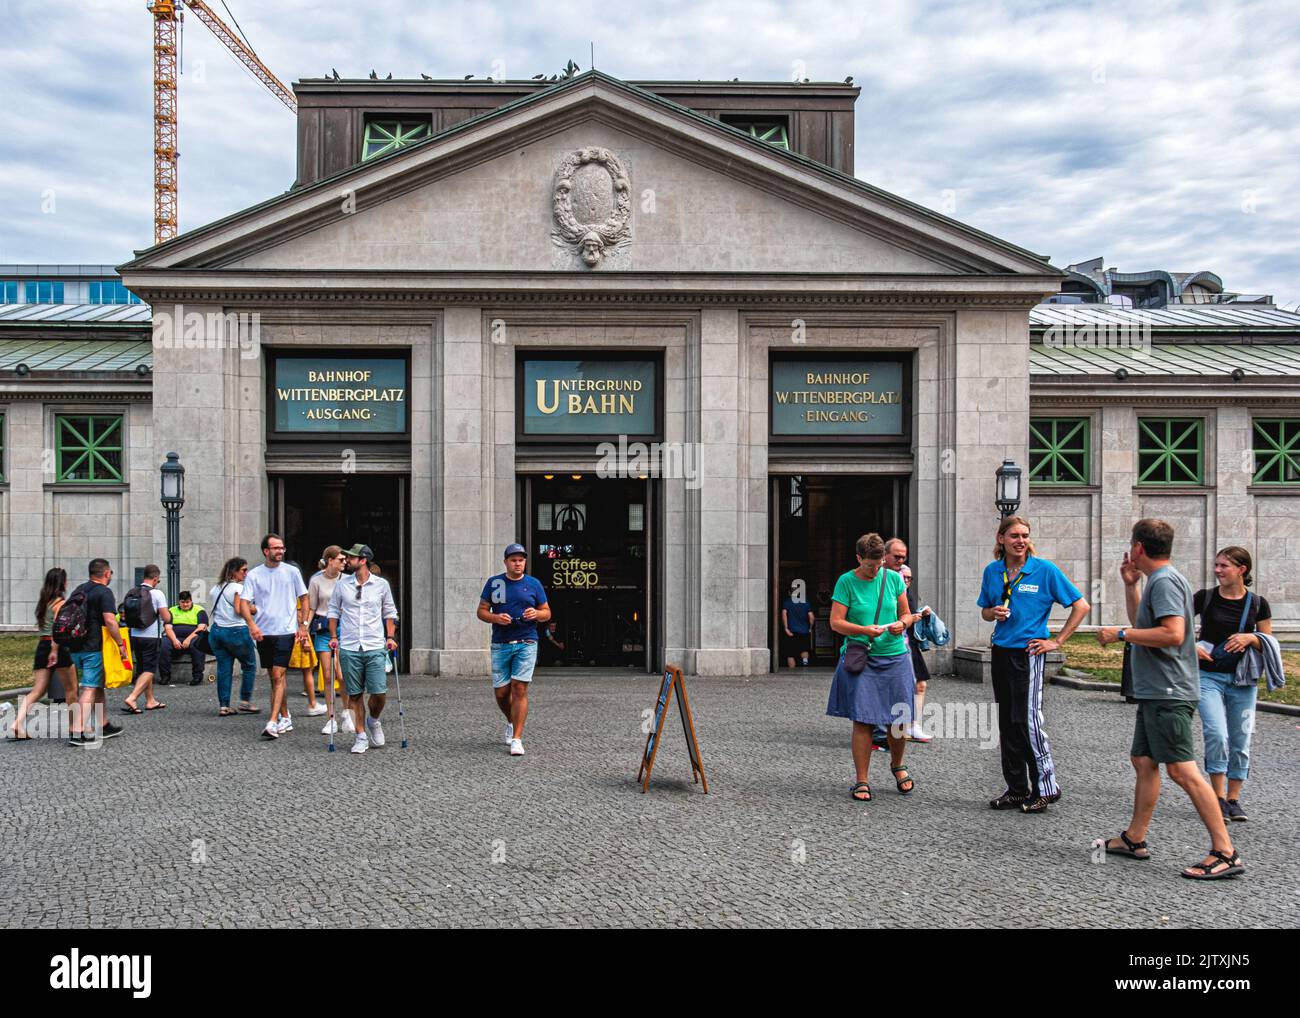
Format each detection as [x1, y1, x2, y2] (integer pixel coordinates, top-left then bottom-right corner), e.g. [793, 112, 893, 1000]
[977, 516, 1090, 814]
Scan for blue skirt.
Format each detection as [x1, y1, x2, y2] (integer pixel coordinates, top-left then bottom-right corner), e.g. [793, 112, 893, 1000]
[826, 651, 916, 726]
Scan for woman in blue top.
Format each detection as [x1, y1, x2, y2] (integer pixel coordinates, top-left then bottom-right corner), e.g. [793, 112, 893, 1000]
[826, 532, 919, 801]
[976, 516, 1090, 814]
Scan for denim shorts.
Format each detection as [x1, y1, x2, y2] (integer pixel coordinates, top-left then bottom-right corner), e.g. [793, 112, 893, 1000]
[71, 649, 106, 689]
[491, 641, 537, 688]
[312, 631, 333, 653]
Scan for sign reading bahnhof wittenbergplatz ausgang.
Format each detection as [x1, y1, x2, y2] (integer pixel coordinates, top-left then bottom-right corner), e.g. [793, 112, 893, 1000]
[770, 360, 904, 437]
[273, 357, 407, 433]
[523, 359, 656, 436]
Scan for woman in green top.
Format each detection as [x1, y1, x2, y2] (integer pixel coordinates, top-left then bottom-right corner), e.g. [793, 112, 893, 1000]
[826, 533, 919, 801]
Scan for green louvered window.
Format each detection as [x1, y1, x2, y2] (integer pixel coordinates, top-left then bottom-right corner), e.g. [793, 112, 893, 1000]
[720, 116, 791, 150]
[56, 415, 123, 483]
[1252, 418, 1300, 485]
[1137, 418, 1203, 485]
[1029, 417, 1090, 484]
[361, 118, 432, 161]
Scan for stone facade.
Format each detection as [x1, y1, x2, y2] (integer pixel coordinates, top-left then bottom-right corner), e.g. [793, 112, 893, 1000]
[118, 73, 1057, 674]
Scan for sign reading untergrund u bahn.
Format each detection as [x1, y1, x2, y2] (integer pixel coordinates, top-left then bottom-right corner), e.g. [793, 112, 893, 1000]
[273, 357, 407, 434]
[770, 360, 904, 436]
[523, 359, 656, 435]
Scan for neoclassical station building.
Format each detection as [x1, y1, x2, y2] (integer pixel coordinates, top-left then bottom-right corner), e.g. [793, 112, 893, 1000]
[2, 71, 1297, 674]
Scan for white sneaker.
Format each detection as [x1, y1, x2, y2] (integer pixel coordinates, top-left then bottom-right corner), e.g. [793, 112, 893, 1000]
[365, 715, 386, 748]
[261, 722, 279, 740]
[509, 738, 525, 756]
[909, 723, 931, 743]
[276, 716, 293, 734]
[305, 704, 327, 717]
[505, 722, 514, 745]
[341, 711, 356, 734]
[321, 717, 338, 735]
[350, 733, 369, 754]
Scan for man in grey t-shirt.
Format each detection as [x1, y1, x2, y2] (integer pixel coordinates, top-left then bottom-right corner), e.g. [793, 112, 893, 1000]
[1096, 519, 1243, 880]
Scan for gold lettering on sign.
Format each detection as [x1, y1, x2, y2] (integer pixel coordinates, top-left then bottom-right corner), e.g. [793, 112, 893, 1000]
[774, 390, 900, 405]
[805, 371, 871, 385]
[537, 379, 560, 415]
[551, 558, 600, 589]
[536, 375, 640, 416]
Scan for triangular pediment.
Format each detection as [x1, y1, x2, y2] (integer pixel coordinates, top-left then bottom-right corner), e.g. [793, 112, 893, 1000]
[122, 73, 1057, 280]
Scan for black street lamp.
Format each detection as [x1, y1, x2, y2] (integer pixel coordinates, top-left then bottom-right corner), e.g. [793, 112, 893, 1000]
[160, 452, 186, 600]
[995, 459, 1022, 519]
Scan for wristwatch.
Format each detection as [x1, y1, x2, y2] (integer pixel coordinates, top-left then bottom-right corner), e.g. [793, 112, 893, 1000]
[1118, 628, 1126, 643]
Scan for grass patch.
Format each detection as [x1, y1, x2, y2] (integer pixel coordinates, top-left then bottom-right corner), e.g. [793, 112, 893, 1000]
[1, 633, 36, 691]
[1062, 633, 1299, 708]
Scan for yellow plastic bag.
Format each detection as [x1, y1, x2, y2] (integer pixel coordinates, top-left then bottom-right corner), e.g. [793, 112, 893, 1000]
[102, 629, 134, 689]
[288, 638, 318, 671]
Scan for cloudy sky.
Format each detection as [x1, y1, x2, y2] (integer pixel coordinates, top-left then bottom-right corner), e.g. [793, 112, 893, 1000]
[2, 0, 1296, 305]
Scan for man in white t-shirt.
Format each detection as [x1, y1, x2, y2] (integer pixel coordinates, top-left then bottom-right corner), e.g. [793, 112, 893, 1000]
[242, 533, 310, 740]
[123, 564, 171, 713]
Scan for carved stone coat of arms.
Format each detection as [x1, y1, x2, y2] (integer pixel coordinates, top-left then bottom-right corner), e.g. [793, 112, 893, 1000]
[551, 147, 631, 268]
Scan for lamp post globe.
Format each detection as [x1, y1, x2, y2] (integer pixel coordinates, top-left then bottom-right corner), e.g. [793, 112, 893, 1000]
[995, 459, 1022, 519]
[160, 450, 185, 509]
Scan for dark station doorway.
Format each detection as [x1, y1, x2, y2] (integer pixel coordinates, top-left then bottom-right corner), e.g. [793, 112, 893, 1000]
[269, 473, 410, 667]
[521, 475, 655, 671]
[770, 474, 908, 668]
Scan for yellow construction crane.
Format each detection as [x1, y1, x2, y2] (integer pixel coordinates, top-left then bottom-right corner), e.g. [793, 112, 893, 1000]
[148, 1, 297, 245]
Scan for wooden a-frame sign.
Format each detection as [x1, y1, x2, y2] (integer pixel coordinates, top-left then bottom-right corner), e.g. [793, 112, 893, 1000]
[637, 665, 708, 793]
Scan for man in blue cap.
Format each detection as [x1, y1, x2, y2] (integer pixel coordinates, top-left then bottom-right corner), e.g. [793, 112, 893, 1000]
[477, 543, 550, 756]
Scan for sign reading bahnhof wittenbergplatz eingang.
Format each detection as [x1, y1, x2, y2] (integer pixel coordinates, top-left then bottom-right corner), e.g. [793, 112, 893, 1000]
[770, 359, 904, 436]
[273, 356, 408, 433]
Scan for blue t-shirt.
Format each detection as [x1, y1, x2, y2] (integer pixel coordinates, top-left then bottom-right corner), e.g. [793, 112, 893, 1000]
[782, 598, 813, 634]
[479, 573, 548, 644]
[977, 555, 1083, 649]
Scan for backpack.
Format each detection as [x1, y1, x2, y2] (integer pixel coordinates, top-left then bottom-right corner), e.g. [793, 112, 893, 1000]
[122, 585, 159, 631]
[52, 588, 91, 650]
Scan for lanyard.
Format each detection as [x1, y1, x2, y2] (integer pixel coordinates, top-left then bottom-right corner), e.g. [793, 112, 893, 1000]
[1001, 566, 1024, 607]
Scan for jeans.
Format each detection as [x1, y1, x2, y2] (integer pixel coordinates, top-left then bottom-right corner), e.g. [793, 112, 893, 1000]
[209, 626, 257, 707]
[1199, 668, 1257, 781]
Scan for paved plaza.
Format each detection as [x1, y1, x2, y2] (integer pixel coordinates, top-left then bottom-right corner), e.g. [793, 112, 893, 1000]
[2, 671, 1297, 928]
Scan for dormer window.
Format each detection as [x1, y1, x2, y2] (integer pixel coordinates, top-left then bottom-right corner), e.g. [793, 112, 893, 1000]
[720, 114, 790, 150]
[361, 117, 433, 161]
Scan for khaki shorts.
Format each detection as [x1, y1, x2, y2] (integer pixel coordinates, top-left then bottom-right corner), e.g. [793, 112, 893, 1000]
[1131, 699, 1196, 764]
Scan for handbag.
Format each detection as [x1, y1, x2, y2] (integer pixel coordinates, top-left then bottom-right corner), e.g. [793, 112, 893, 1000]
[288, 638, 318, 671]
[1120, 642, 1136, 702]
[842, 573, 889, 675]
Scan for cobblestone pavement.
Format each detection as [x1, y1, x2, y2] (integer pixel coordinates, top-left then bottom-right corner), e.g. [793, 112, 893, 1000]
[2, 671, 1297, 928]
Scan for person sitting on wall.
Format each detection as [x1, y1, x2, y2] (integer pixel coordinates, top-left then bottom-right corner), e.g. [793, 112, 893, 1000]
[164, 591, 209, 687]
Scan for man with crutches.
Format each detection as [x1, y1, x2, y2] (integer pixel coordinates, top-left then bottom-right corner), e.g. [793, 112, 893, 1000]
[327, 543, 398, 755]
